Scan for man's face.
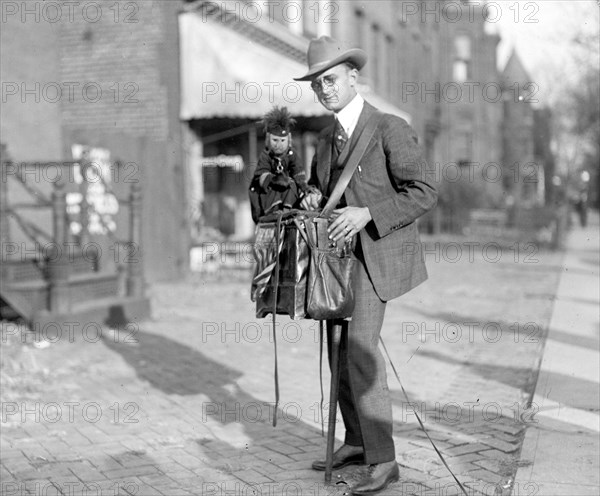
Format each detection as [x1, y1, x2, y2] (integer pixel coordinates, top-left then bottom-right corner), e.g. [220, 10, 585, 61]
[268, 134, 289, 156]
[310, 64, 357, 113]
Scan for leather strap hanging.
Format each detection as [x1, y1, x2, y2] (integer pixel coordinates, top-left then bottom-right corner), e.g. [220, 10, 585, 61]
[270, 212, 283, 427]
[380, 337, 469, 496]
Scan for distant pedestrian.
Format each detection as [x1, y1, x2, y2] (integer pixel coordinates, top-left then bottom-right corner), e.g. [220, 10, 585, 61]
[575, 190, 588, 227]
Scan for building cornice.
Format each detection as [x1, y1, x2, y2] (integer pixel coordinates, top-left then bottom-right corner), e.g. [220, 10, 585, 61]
[182, 0, 309, 63]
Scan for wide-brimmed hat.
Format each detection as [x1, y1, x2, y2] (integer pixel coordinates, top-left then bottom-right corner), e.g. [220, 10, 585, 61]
[294, 36, 367, 81]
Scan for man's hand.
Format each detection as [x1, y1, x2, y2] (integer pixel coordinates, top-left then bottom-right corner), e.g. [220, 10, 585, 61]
[300, 191, 322, 211]
[328, 206, 372, 243]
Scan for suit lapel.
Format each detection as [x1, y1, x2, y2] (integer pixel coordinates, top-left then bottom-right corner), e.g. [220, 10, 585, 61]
[348, 102, 376, 149]
[316, 121, 334, 190]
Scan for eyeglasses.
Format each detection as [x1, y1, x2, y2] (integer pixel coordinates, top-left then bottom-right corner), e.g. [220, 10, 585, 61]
[310, 74, 338, 92]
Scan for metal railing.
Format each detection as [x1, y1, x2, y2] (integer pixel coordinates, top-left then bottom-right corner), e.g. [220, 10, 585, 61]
[1, 160, 145, 316]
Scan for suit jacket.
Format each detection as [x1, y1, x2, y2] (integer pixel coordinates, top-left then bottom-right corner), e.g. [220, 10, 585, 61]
[308, 102, 438, 301]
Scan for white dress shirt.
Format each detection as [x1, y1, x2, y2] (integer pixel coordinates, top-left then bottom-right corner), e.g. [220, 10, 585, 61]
[335, 93, 365, 139]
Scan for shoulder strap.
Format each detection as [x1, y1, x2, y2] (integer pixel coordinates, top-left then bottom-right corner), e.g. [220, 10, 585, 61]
[320, 111, 383, 218]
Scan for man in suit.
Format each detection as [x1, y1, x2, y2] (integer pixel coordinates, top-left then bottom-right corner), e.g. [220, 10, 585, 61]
[296, 36, 438, 494]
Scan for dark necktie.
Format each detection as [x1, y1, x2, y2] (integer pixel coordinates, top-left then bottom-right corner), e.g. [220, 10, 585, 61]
[333, 118, 348, 158]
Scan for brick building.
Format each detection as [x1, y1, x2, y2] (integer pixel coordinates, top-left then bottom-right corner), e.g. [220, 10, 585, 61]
[501, 50, 542, 211]
[2, 0, 187, 281]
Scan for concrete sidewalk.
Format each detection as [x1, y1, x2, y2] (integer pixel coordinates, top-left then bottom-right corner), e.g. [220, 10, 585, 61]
[514, 210, 600, 496]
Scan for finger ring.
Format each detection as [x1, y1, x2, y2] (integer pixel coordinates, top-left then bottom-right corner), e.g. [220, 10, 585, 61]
[345, 226, 351, 233]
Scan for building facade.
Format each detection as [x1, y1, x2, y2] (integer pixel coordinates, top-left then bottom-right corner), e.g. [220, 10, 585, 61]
[501, 50, 543, 217]
[2, 0, 188, 281]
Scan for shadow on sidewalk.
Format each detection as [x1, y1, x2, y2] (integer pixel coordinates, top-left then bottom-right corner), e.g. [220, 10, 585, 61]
[405, 307, 600, 412]
[102, 326, 251, 409]
[98, 320, 425, 492]
[99, 325, 342, 487]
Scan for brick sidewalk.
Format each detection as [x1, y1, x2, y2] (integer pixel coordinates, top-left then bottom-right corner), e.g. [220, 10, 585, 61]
[1, 238, 564, 495]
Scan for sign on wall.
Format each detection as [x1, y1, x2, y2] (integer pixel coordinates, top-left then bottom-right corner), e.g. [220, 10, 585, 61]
[70, 144, 119, 236]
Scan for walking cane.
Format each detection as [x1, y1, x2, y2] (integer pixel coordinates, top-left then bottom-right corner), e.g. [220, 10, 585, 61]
[324, 321, 343, 483]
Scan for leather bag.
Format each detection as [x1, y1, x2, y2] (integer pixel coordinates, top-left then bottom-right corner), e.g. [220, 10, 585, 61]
[251, 210, 315, 320]
[303, 216, 356, 320]
[252, 211, 356, 321]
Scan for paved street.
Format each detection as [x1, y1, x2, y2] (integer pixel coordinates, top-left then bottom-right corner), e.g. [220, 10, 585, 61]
[2, 216, 596, 496]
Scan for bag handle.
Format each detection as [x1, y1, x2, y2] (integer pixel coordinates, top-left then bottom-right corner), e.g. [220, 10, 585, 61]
[293, 216, 326, 251]
[320, 111, 384, 218]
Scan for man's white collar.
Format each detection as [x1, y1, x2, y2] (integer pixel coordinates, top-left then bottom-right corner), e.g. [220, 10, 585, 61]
[335, 94, 364, 138]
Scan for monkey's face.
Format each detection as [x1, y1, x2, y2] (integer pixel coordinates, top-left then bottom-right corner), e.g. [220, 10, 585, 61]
[267, 133, 290, 156]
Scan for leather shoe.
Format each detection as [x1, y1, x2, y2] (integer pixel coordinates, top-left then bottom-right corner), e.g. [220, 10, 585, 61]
[351, 461, 400, 495]
[311, 445, 364, 471]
